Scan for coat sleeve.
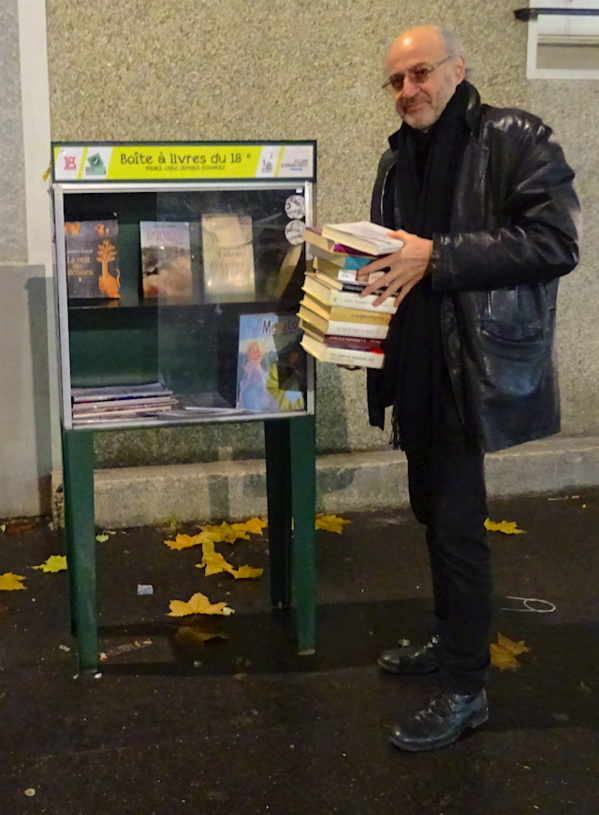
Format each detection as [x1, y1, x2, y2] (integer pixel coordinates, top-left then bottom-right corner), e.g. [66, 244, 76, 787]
[429, 116, 582, 291]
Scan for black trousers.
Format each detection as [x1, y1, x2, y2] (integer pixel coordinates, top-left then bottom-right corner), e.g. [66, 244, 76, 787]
[406, 420, 492, 696]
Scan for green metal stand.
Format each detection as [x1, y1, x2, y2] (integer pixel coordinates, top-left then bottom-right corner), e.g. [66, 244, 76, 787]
[62, 428, 98, 671]
[63, 414, 317, 671]
[264, 414, 316, 654]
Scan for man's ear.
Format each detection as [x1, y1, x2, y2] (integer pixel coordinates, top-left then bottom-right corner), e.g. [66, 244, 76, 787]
[455, 55, 466, 83]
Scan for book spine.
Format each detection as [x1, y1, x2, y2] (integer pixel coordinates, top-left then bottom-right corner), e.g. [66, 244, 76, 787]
[329, 289, 395, 313]
[326, 321, 389, 339]
[324, 347, 385, 368]
[335, 280, 385, 295]
[302, 283, 395, 315]
[309, 248, 375, 269]
[320, 227, 376, 255]
[301, 338, 385, 369]
[299, 316, 389, 339]
[323, 335, 383, 352]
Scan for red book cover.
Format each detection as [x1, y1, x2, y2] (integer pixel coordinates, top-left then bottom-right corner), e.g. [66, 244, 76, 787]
[323, 335, 383, 353]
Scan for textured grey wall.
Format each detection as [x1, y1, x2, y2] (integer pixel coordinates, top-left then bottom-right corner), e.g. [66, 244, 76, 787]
[46, 1, 599, 466]
[0, 0, 27, 263]
[0, 265, 53, 516]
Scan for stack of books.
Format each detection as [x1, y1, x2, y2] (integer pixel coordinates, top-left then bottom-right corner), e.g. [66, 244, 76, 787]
[299, 222, 402, 369]
[71, 382, 178, 425]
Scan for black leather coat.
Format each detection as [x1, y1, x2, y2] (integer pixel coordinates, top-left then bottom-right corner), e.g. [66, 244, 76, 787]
[368, 83, 581, 452]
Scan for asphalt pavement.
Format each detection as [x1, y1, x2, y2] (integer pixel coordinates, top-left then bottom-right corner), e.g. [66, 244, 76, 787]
[0, 488, 598, 814]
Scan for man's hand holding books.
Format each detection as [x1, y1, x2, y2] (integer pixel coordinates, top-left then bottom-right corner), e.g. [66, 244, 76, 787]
[357, 229, 433, 308]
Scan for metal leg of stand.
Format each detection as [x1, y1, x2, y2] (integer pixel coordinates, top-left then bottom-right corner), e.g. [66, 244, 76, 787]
[62, 429, 99, 672]
[264, 419, 293, 609]
[289, 415, 316, 654]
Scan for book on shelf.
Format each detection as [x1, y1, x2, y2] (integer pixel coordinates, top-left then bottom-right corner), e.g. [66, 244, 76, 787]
[72, 401, 177, 420]
[299, 295, 392, 326]
[300, 322, 384, 353]
[201, 214, 255, 299]
[302, 272, 397, 315]
[320, 221, 404, 256]
[139, 221, 193, 299]
[300, 333, 385, 370]
[71, 382, 177, 423]
[236, 312, 306, 412]
[72, 395, 177, 413]
[298, 306, 390, 339]
[71, 382, 173, 403]
[270, 243, 303, 298]
[65, 218, 120, 299]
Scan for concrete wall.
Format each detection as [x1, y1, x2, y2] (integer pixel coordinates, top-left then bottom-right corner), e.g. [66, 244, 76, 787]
[44, 0, 599, 472]
[0, 1, 595, 520]
[0, 0, 27, 262]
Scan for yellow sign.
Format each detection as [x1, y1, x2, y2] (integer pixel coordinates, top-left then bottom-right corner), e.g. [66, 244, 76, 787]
[52, 142, 315, 182]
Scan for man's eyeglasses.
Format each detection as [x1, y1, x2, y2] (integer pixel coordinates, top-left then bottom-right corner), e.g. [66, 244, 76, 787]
[382, 55, 452, 94]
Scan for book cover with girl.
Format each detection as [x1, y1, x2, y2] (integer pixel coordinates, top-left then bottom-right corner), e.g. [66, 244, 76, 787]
[236, 313, 306, 412]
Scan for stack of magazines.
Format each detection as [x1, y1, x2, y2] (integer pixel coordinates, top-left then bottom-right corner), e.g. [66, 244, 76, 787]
[71, 382, 178, 425]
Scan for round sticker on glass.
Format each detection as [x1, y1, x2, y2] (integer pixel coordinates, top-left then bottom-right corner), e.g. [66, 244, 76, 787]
[285, 219, 305, 245]
[285, 195, 306, 219]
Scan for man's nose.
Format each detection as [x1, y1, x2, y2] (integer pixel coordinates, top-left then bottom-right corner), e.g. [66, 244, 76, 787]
[400, 76, 420, 98]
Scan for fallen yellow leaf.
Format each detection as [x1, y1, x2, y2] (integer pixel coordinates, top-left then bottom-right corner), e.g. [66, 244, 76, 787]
[239, 517, 268, 535]
[315, 513, 350, 534]
[202, 519, 268, 544]
[167, 592, 234, 617]
[229, 523, 252, 540]
[0, 573, 27, 591]
[199, 540, 236, 576]
[232, 564, 263, 579]
[164, 530, 216, 550]
[485, 519, 525, 535]
[166, 518, 268, 550]
[202, 522, 242, 544]
[497, 631, 530, 656]
[490, 632, 530, 671]
[196, 540, 263, 579]
[32, 555, 68, 573]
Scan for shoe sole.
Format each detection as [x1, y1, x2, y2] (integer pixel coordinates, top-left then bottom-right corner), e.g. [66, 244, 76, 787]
[388, 710, 489, 752]
[377, 656, 439, 675]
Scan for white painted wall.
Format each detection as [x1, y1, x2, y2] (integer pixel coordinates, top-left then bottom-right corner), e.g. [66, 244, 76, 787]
[0, 0, 58, 517]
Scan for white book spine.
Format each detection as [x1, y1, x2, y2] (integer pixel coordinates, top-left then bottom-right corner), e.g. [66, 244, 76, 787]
[301, 336, 385, 369]
[302, 283, 396, 314]
[325, 321, 389, 339]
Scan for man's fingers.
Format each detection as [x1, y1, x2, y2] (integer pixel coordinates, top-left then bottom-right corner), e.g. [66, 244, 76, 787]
[393, 278, 419, 309]
[357, 248, 402, 280]
[357, 263, 389, 283]
[360, 267, 397, 298]
[372, 277, 403, 307]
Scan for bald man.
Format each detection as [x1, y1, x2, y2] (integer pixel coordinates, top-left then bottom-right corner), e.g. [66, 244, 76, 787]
[357, 26, 580, 751]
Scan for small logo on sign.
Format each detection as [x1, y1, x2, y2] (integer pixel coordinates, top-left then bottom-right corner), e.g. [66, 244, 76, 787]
[85, 153, 107, 176]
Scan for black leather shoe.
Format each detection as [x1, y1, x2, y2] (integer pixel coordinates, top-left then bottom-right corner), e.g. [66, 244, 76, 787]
[389, 689, 488, 752]
[378, 634, 440, 675]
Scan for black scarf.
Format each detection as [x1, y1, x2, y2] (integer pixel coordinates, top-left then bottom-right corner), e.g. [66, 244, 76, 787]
[375, 81, 471, 450]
